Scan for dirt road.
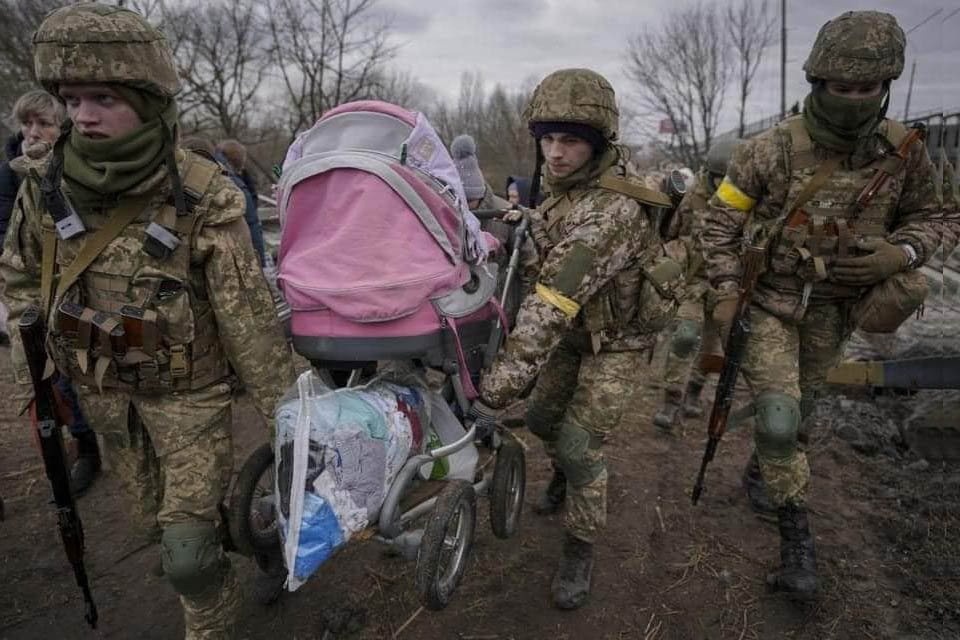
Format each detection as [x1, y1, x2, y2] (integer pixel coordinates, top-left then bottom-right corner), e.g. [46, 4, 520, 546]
[0, 341, 954, 640]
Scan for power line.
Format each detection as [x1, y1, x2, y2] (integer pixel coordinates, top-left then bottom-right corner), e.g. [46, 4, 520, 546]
[905, 9, 942, 35]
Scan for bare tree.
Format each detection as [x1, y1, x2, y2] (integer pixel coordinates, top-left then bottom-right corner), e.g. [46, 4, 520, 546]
[363, 68, 436, 113]
[625, 3, 732, 167]
[265, 0, 396, 142]
[0, 0, 64, 133]
[162, 0, 271, 138]
[726, 0, 777, 138]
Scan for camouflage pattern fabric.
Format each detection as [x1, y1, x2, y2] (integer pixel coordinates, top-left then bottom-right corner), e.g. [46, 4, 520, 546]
[524, 69, 619, 140]
[479, 160, 656, 408]
[78, 383, 239, 638]
[700, 115, 941, 319]
[803, 11, 905, 83]
[33, 3, 180, 98]
[738, 304, 849, 505]
[524, 337, 637, 542]
[661, 172, 720, 392]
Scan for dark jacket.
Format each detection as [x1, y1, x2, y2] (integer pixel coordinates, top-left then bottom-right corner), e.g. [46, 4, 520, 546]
[215, 153, 265, 266]
[0, 134, 23, 246]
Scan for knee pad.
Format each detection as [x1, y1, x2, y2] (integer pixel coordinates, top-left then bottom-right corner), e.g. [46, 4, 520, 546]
[554, 423, 604, 488]
[670, 319, 702, 358]
[754, 392, 801, 460]
[161, 521, 226, 597]
[525, 404, 562, 441]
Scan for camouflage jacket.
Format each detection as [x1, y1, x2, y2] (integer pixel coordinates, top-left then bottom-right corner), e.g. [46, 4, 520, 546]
[479, 162, 657, 409]
[700, 115, 941, 318]
[0, 149, 294, 427]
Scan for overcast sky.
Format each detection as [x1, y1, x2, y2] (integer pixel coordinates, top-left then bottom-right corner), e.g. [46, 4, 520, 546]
[376, 0, 956, 140]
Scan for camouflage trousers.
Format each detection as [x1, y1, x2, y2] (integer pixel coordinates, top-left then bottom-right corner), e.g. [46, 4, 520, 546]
[525, 337, 638, 543]
[661, 293, 722, 391]
[739, 304, 850, 507]
[77, 381, 241, 640]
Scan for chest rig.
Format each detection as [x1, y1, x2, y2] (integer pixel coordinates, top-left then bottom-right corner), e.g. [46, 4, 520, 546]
[762, 116, 910, 307]
[533, 167, 683, 352]
[38, 152, 232, 394]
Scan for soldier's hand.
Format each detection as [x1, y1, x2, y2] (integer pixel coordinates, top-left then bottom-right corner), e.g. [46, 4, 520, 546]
[468, 399, 499, 441]
[831, 237, 910, 286]
[503, 208, 525, 223]
[712, 296, 738, 344]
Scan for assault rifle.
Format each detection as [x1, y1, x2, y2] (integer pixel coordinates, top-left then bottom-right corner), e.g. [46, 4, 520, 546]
[19, 306, 98, 628]
[691, 244, 766, 505]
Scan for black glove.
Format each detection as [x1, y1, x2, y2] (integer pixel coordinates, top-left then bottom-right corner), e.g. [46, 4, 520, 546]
[468, 400, 499, 441]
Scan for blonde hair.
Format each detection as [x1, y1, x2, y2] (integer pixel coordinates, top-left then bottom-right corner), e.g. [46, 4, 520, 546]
[11, 89, 65, 127]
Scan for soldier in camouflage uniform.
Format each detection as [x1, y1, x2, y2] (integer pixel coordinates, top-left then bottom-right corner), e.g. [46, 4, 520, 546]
[471, 69, 680, 609]
[700, 11, 941, 599]
[653, 139, 740, 428]
[0, 4, 294, 638]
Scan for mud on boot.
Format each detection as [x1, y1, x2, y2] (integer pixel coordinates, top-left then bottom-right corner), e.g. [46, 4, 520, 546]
[742, 452, 776, 515]
[70, 431, 101, 496]
[682, 379, 705, 418]
[533, 467, 566, 515]
[767, 502, 817, 600]
[653, 388, 683, 431]
[551, 533, 594, 610]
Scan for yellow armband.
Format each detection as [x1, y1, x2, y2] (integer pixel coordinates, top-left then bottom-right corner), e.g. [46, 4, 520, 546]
[715, 177, 756, 212]
[535, 282, 581, 318]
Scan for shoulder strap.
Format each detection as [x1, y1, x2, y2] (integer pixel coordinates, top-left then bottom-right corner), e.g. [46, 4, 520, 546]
[784, 117, 818, 170]
[40, 227, 58, 316]
[597, 174, 673, 208]
[50, 197, 151, 314]
[784, 155, 843, 218]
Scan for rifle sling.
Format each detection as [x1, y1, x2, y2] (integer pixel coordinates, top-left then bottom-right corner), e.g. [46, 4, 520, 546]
[47, 197, 151, 317]
[598, 174, 674, 208]
[784, 155, 843, 218]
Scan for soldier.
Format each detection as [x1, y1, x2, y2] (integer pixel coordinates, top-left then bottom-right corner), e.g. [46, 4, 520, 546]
[700, 11, 940, 599]
[0, 4, 294, 638]
[471, 69, 682, 609]
[653, 139, 740, 429]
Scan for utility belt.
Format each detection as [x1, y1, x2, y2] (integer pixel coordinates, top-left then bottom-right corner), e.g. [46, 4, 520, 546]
[52, 301, 227, 393]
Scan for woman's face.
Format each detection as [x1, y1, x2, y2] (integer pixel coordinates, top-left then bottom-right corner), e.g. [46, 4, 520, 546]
[20, 110, 61, 147]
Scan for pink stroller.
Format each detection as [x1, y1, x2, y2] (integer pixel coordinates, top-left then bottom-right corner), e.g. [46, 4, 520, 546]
[228, 101, 527, 610]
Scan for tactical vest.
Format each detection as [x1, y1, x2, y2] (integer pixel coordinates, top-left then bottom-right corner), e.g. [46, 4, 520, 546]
[38, 152, 233, 394]
[533, 166, 684, 351]
[761, 116, 909, 302]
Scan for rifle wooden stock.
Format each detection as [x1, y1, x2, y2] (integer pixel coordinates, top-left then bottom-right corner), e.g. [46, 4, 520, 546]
[691, 245, 766, 505]
[853, 124, 926, 213]
[19, 307, 98, 629]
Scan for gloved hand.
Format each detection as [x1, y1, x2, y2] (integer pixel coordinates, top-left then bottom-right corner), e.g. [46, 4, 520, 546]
[503, 208, 526, 223]
[831, 237, 910, 286]
[468, 399, 500, 441]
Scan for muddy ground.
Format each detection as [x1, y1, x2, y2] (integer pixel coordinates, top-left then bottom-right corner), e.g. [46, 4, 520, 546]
[0, 338, 956, 640]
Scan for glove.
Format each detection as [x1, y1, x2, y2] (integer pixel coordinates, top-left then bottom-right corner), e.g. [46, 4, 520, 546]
[831, 237, 910, 286]
[468, 399, 500, 441]
[503, 208, 525, 223]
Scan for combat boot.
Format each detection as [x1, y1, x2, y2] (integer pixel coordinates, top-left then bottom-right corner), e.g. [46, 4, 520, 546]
[767, 503, 818, 600]
[742, 452, 776, 515]
[653, 388, 683, 431]
[533, 467, 567, 515]
[682, 379, 705, 418]
[251, 549, 286, 606]
[551, 533, 594, 609]
[70, 431, 101, 496]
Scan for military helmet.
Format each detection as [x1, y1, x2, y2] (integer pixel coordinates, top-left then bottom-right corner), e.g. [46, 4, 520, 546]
[803, 11, 905, 84]
[706, 138, 742, 177]
[525, 68, 619, 141]
[34, 3, 180, 98]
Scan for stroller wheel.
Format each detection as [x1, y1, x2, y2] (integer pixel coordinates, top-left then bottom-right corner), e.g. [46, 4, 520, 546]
[490, 439, 525, 539]
[228, 442, 280, 556]
[415, 480, 477, 610]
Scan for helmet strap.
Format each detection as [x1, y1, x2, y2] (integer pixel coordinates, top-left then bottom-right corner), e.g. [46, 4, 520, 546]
[528, 143, 543, 209]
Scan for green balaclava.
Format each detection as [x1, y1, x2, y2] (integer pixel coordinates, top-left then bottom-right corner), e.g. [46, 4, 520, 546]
[61, 85, 178, 212]
[802, 83, 886, 153]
